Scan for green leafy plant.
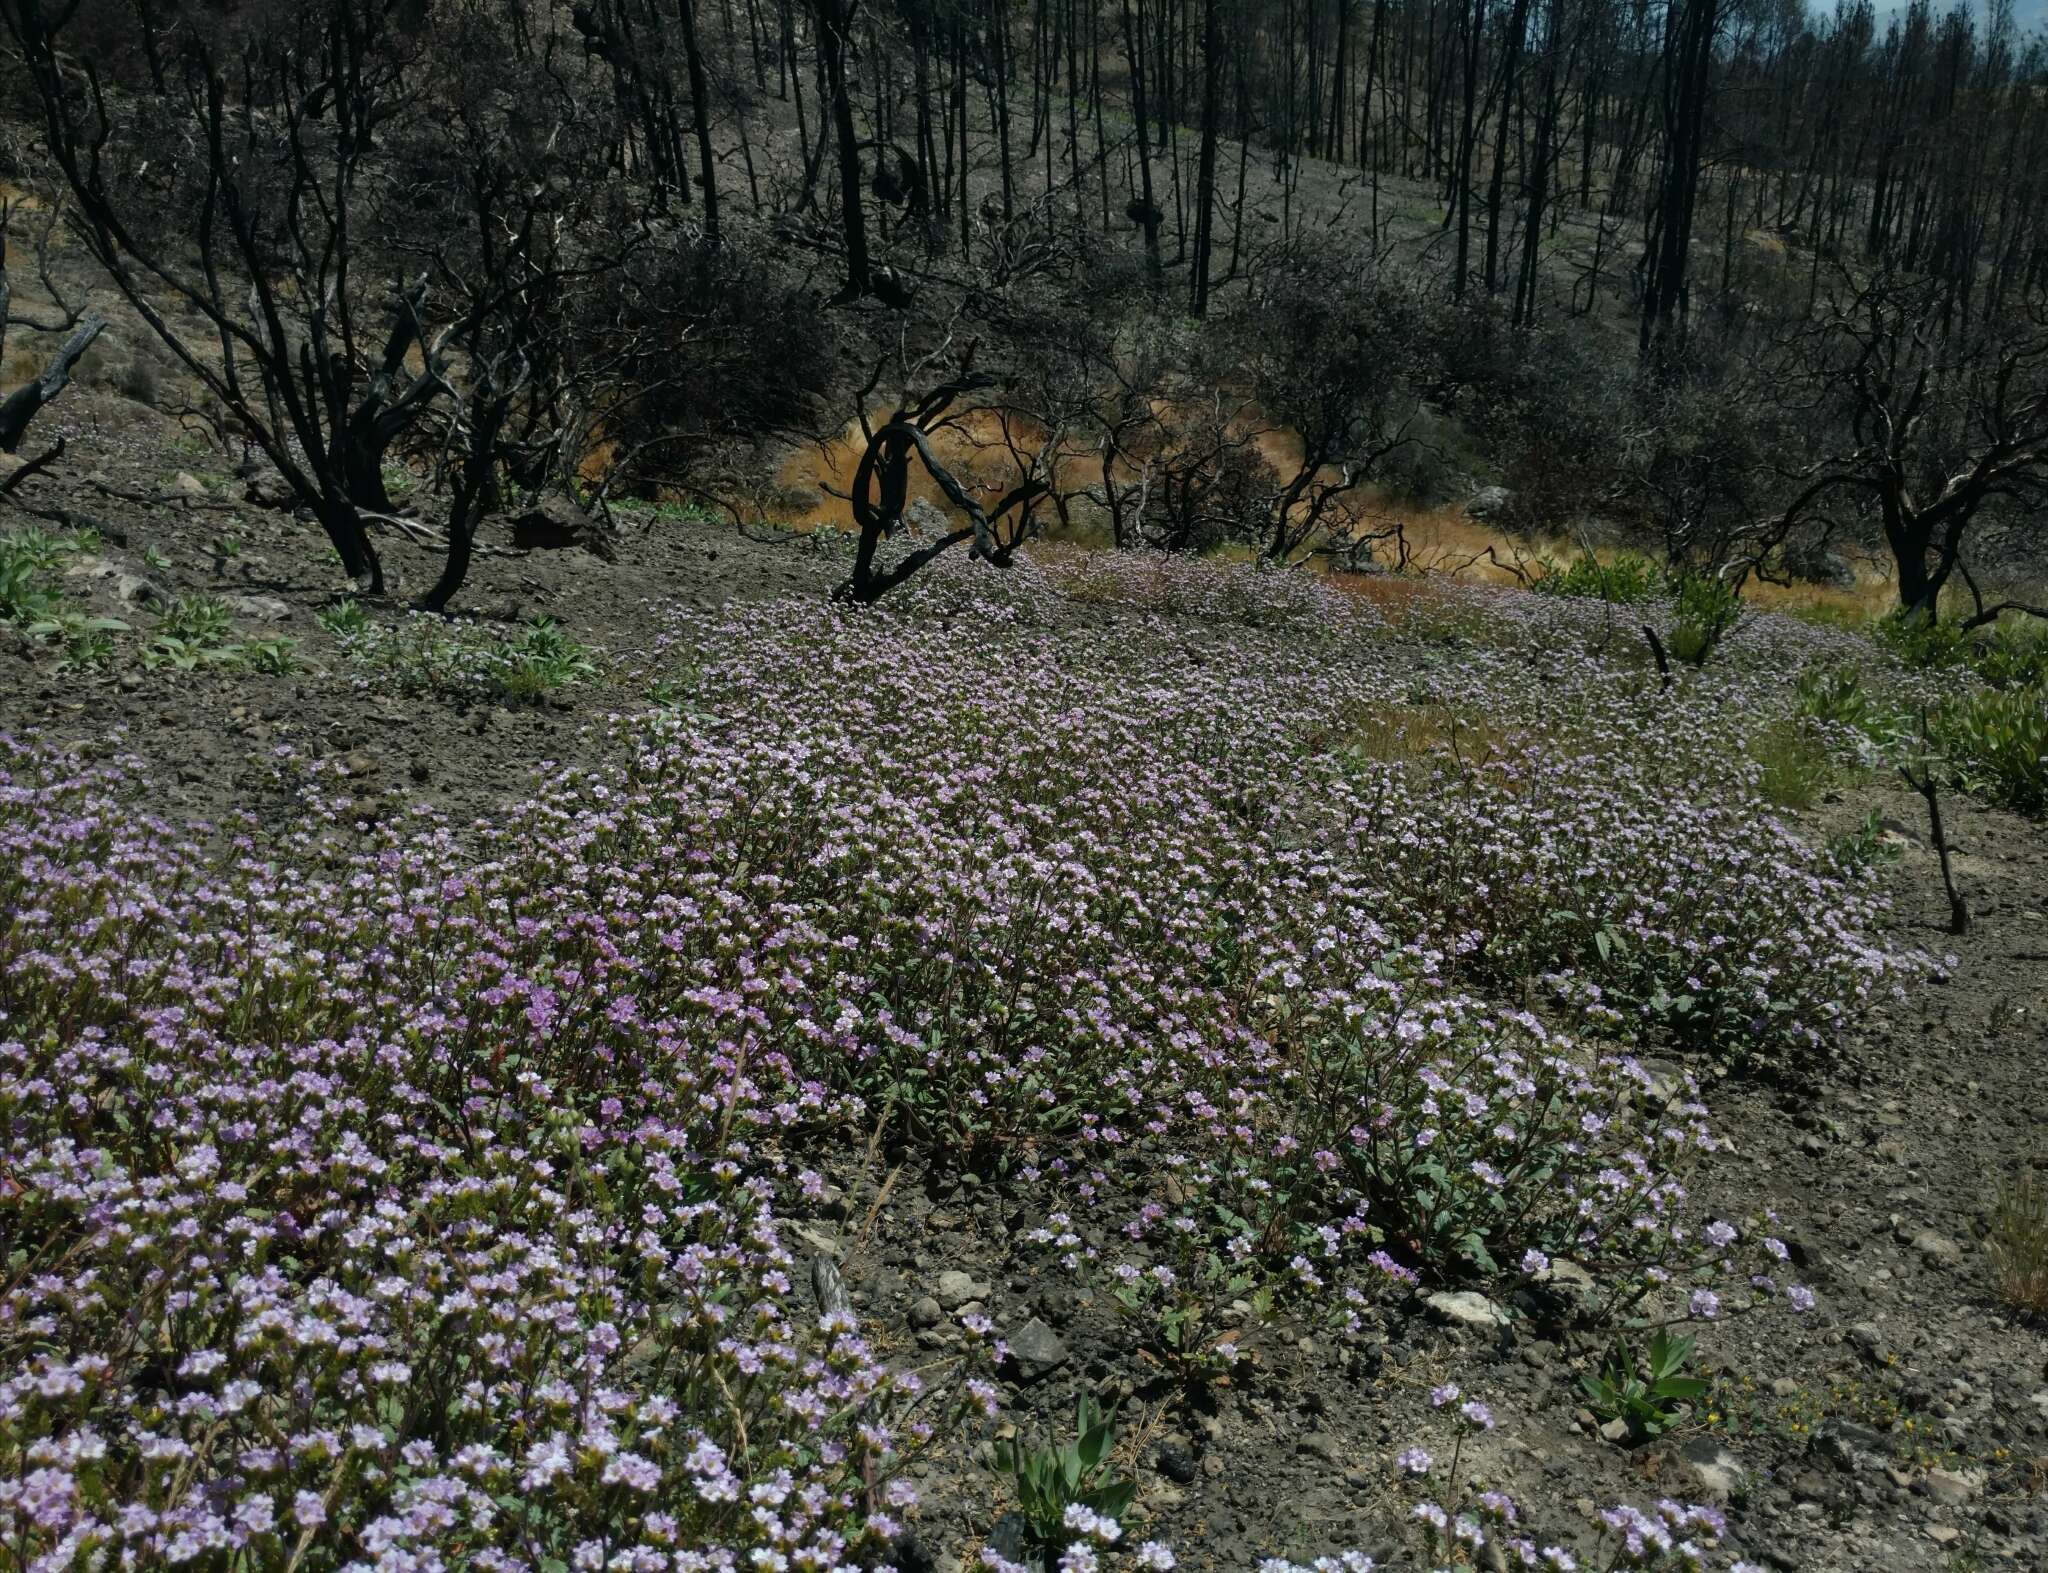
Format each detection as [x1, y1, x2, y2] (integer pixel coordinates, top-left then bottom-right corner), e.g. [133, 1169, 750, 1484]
[1580, 1327, 1709, 1441]
[1971, 621, 2048, 691]
[325, 610, 599, 702]
[1665, 570, 1742, 666]
[27, 609, 129, 669]
[1875, 608, 1971, 669]
[1934, 682, 2048, 816]
[156, 594, 236, 647]
[1795, 665, 1874, 729]
[499, 616, 597, 700]
[1533, 551, 1659, 604]
[0, 526, 82, 624]
[318, 598, 372, 640]
[1825, 809, 1896, 872]
[990, 1396, 1135, 1561]
[241, 635, 298, 675]
[144, 594, 246, 671]
[1747, 721, 1831, 810]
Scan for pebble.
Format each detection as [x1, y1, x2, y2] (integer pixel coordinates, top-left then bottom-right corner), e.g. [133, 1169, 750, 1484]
[1423, 1290, 1511, 1330]
[934, 1270, 991, 1311]
[1297, 1432, 1342, 1464]
[907, 1296, 943, 1330]
[1925, 1466, 1984, 1506]
[1676, 1438, 1744, 1504]
[1154, 1445, 1197, 1484]
[1005, 1317, 1067, 1381]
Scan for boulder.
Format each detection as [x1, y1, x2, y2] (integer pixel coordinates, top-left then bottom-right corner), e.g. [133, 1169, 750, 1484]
[244, 468, 298, 510]
[1466, 485, 1514, 523]
[508, 495, 613, 558]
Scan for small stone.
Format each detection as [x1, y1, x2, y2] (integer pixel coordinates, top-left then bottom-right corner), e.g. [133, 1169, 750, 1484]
[1155, 1445, 1198, 1485]
[1424, 1290, 1510, 1331]
[115, 573, 165, 607]
[1006, 1318, 1067, 1381]
[907, 1296, 943, 1330]
[935, 1270, 992, 1311]
[1677, 1438, 1744, 1504]
[1925, 1467, 1984, 1506]
[1467, 484, 1514, 521]
[1847, 1321, 1888, 1361]
[1297, 1432, 1342, 1464]
[244, 468, 296, 509]
[1926, 1526, 1963, 1548]
[230, 594, 292, 624]
[1599, 1418, 1630, 1445]
[1911, 1230, 1964, 1269]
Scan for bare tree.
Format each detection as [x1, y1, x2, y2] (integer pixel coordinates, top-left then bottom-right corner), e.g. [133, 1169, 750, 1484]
[1772, 270, 2048, 620]
[834, 342, 1049, 603]
[0, 198, 104, 458]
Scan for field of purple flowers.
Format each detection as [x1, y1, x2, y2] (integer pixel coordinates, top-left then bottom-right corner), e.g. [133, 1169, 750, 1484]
[0, 549, 1968, 1572]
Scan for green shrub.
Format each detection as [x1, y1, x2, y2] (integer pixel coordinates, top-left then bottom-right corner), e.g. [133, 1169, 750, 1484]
[1532, 551, 1659, 603]
[327, 610, 599, 702]
[1666, 570, 1742, 665]
[0, 525, 92, 625]
[1748, 721, 1832, 810]
[1972, 622, 2048, 691]
[1795, 665, 1875, 729]
[1876, 609, 1971, 669]
[1581, 1328, 1709, 1443]
[1935, 683, 2048, 816]
[991, 1397, 1135, 1562]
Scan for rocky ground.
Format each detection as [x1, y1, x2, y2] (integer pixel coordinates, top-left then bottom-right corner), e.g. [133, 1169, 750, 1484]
[4, 430, 2046, 1572]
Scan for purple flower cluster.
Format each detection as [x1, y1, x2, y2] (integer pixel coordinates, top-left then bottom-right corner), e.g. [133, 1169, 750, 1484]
[0, 555, 1891, 1565]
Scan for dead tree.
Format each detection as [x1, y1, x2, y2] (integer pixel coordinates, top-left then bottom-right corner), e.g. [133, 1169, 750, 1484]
[835, 353, 1049, 605]
[0, 199, 104, 456]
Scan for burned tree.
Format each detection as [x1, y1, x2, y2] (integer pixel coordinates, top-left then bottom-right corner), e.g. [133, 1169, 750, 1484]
[835, 348, 1048, 604]
[1772, 270, 2048, 622]
[0, 198, 104, 457]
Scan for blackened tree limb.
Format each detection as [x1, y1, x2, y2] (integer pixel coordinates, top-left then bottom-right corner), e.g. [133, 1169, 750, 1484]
[0, 311, 103, 453]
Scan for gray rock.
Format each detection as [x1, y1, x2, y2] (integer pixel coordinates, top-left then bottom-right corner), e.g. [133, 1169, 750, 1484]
[1910, 1230, 1964, 1269]
[1785, 543, 1858, 589]
[1925, 1467, 1984, 1506]
[115, 573, 165, 607]
[1599, 1417, 1631, 1445]
[904, 498, 950, 535]
[907, 1296, 944, 1330]
[935, 1269, 992, 1310]
[1297, 1432, 1342, 1464]
[507, 495, 612, 558]
[1007, 1317, 1068, 1381]
[244, 468, 297, 510]
[1424, 1290, 1511, 1330]
[1467, 484, 1514, 522]
[230, 594, 292, 624]
[1811, 1419, 1889, 1474]
[1847, 1321, 1888, 1361]
[1155, 1444, 1198, 1484]
[1678, 1438, 1745, 1504]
